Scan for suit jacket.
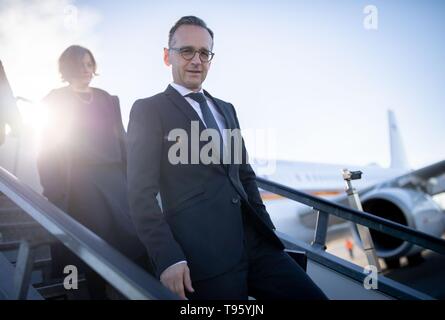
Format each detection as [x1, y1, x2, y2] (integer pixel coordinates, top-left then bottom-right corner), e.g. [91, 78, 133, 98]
[127, 85, 284, 282]
[38, 87, 127, 211]
[37, 87, 149, 264]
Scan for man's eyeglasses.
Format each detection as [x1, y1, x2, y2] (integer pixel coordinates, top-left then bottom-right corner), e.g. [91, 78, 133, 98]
[169, 47, 215, 62]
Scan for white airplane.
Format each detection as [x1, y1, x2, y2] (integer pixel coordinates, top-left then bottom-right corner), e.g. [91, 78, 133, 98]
[254, 110, 445, 267]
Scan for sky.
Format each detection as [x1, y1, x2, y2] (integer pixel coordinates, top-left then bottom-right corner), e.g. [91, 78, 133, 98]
[1, 0, 444, 169]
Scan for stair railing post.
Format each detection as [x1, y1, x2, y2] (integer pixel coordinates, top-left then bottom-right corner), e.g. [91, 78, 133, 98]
[342, 169, 382, 273]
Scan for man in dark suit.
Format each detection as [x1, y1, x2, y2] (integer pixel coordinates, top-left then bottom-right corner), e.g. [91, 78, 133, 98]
[127, 16, 327, 300]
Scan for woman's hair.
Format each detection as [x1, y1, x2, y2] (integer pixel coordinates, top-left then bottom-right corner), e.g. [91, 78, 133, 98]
[58, 45, 97, 82]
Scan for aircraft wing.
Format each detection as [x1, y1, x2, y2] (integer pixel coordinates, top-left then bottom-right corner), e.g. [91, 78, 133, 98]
[327, 160, 445, 201]
[379, 160, 445, 195]
[298, 160, 445, 226]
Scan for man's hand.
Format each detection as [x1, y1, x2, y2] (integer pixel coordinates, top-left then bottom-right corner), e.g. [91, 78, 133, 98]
[160, 262, 195, 299]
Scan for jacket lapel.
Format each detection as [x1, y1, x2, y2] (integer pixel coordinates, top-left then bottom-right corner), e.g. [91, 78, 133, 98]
[203, 90, 234, 130]
[203, 90, 238, 173]
[163, 85, 206, 129]
[163, 85, 247, 174]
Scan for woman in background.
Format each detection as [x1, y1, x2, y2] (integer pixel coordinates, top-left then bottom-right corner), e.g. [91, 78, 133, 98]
[38, 45, 149, 299]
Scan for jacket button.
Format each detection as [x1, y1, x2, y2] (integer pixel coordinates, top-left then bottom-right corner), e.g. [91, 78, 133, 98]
[232, 197, 239, 204]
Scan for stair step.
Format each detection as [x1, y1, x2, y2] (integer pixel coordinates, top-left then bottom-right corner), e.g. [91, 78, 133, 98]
[0, 223, 53, 243]
[0, 207, 35, 224]
[35, 277, 89, 300]
[0, 194, 35, 224]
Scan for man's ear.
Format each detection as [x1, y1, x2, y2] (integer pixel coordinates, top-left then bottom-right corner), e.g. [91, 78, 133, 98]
[163, 48, 171, 66]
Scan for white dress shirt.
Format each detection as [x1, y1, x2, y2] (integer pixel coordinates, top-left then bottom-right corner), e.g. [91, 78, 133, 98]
[162, 83, 230, 274]
[170, 82, 228, 146]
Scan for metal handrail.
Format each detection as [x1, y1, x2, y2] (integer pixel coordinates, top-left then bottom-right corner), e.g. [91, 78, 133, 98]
[0, 166, 178, 300]
[256, 177, 445, 255]
[2, 163, 443, 300]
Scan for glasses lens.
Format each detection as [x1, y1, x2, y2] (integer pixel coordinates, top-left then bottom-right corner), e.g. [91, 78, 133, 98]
[177, 47, 213, 62]
[199, 50, 211, 62]
[180, 48, 195, 60]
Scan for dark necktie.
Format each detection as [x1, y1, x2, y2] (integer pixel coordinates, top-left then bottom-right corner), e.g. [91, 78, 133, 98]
[186, 92, 225, 164]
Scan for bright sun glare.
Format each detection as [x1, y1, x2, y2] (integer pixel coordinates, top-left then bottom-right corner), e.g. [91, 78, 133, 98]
[1, 0, 100, 142]
[16, 100, 49, 133]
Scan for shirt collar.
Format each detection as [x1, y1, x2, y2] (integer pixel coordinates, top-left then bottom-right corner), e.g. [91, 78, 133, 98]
[170, 82, 205, 97]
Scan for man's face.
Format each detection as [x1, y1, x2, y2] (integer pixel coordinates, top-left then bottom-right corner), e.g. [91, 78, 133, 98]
[164, 25, 213, 91]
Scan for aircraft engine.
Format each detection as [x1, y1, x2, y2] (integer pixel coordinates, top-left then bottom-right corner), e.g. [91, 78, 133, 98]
[351, 188, 445, 264]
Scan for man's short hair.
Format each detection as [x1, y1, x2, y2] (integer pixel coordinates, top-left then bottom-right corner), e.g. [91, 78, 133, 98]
[168, 16, 214, 48]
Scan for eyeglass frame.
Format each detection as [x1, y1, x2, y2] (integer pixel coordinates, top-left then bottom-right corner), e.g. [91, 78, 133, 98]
[168, 47, 215, 62]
